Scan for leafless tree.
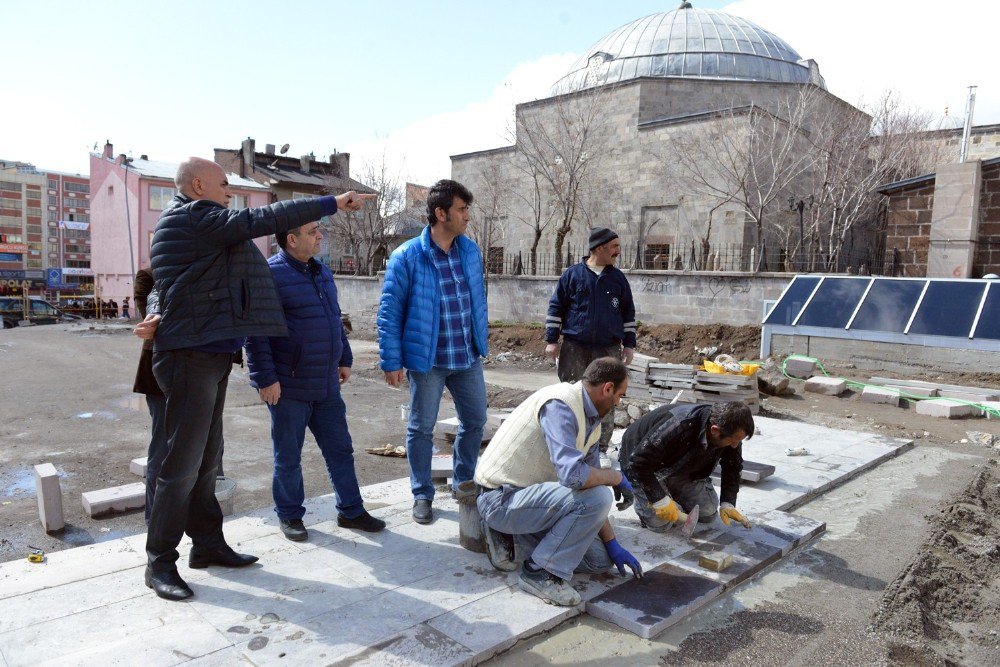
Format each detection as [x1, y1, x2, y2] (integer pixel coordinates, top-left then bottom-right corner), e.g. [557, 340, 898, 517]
[466, 159, 509, 294]
[325, 151, 403, 275]
[515, 88, 614, 273]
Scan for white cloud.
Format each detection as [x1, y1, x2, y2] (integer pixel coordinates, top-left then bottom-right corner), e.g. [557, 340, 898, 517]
[347, 54, 577, 187]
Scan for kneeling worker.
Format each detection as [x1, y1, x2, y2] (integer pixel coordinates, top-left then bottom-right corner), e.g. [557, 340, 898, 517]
[619, 401, 755, 531]
[475, 357, 642, 607]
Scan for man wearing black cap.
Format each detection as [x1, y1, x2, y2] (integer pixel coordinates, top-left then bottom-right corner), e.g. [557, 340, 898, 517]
[545, 227, 636, 447]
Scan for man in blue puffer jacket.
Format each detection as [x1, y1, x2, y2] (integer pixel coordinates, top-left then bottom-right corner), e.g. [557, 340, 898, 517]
[377, 179, 488, 525]
[135, 157, 373, 601]
[246, 220, 386, 543]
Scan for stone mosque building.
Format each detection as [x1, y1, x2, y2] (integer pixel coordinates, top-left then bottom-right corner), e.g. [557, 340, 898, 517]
[451, 2, 865, 272]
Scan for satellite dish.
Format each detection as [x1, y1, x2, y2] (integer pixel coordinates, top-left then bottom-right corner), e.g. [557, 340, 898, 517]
[280, 144, 290, 154]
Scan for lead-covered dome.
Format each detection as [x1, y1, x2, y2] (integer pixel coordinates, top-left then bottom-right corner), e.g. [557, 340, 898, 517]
[552, 3, 825, 95]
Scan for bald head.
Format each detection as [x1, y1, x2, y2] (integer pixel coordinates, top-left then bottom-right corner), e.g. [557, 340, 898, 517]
[175, 157, 231, 207]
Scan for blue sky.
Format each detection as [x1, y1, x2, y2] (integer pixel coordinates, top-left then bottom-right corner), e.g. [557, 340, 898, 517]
[3, 0, 996, 185]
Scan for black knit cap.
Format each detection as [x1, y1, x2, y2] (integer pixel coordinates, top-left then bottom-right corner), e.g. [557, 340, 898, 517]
[588, 227, 619, 252]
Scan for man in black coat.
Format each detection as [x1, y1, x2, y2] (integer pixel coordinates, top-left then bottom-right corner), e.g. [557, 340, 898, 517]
[618, 402, 755, 531]
[134, 157, 372, 601]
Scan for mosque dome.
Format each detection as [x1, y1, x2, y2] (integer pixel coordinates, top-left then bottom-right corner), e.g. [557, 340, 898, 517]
[552, 2, 825, 95]
[933, 106, 963, 130]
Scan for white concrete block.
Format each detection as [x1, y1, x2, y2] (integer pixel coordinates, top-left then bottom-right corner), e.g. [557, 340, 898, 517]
[939, 389, 1000, 402]
[81, 482, 145, 516]
[804, 376, 847, 395]
[431, 454, 453, 482]
[129, 456, 147, 477]
[861, 386, 901, 406]
[915, 399, 979, 419]
[34, 463, 64, 533]
[891, 385, 939, 398]
[976, 401, 1000, 419]
[783, 357, 816, 379]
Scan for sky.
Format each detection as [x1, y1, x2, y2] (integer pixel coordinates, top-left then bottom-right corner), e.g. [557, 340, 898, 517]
[3, 0, 997, 187]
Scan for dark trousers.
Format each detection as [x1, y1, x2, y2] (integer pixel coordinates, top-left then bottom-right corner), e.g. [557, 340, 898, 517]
[558, 338, 621, 450]
[144, 394, 167, 525]
[146, 350, 231, 573]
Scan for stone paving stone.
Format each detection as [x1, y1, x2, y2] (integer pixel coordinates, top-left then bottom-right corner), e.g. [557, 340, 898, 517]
[130, 456, 148, 477]
[861, 386, 901, 406]
[891, 385, 939, 398]
[335, 623, 475, 667]
[717, 518, 796, 556]
[976, 401, 1000, 419]
[81, 481, 145, 516]
[805, 454, 866, 475]
[183, 646, 245, 666]
[428, 587, 580, 663]
[783, 357, 817, 379]
[744, 510, 826, 547]
[431, 454, 453, 482]
[0, 591, 230, 665]
[34, 462, 64, 533]
[586, 563, 723, 638]
[804, 376, 847, 395]
[915, 398, 979, 418]
[669, 532, 783, 589]
[0, 537, 145, 600]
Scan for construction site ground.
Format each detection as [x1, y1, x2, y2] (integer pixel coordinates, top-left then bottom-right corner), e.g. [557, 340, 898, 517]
[1, 322, 997, 665]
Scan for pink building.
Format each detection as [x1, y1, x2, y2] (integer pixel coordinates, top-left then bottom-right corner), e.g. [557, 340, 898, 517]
[89, 142, 271, 302]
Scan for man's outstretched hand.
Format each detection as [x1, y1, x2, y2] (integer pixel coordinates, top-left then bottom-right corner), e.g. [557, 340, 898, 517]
[336, 191, 377, 212]
[133, 314, 160, 340]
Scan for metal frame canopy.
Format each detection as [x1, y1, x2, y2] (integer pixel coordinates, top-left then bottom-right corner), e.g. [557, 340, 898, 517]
[760, 275, 1000, 358]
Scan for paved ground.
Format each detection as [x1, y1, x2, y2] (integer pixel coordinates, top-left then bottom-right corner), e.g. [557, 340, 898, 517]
[1, 323, 995, 664]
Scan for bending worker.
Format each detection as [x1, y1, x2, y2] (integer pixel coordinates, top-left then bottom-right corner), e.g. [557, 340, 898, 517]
[474, 357, 642, 607]
[619, 401, 755, 531]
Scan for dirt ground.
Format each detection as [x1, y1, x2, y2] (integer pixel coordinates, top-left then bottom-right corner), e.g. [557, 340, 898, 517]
[2, 322, 998, 665]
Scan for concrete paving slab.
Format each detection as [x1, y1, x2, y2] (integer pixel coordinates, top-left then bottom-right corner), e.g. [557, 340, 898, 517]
[81, 481, 145, 516]
[861, 386, 901, 406]
[432, 454, 453, 482]
[804, 376, 847, 395]
[669, 532, 783, 589]
[130, 456, 148, 477]
[428, 587, 580, 663]
[915, 398, 980, 418]
[976, 401, 1000, 419]
[34, 462, 64, 533]
[586, 563, 723, 639]
[336, 623, 476, 667]
[0, 538, 144, 600]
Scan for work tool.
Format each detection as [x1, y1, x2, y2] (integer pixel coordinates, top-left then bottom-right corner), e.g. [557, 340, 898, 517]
[677, 504, 700, 538]
[27, 546, 45, 563]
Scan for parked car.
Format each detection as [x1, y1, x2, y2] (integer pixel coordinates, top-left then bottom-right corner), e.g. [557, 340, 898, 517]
[0, 297, 83, 328]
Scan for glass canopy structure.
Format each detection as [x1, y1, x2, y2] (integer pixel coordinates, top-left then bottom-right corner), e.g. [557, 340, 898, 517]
[552, 5, 823, 95]
[761, 276, 1000, 357]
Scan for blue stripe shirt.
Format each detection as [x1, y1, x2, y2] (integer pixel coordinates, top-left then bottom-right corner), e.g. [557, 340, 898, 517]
[538, 387, 603, 489]
[432, 239, 475, 370]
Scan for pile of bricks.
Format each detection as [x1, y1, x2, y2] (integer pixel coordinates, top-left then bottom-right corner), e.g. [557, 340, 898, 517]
[627, 358, 760, 414]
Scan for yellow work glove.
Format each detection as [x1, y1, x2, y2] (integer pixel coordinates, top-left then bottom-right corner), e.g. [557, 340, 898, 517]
[651, 497, 681, 523]
[719, 502, 752, 529]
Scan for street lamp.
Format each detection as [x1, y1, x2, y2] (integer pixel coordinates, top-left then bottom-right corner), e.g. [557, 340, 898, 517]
[788, 195, 814, 272]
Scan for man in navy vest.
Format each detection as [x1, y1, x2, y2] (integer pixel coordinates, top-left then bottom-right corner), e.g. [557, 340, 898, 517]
[246, 221, 385, 542]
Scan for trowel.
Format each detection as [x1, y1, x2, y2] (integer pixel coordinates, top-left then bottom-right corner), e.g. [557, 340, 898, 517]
[676, 504, 700, 538]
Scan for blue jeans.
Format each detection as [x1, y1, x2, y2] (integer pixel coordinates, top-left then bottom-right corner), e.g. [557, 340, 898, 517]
[268, 391, 364, 522]
[478, 482, 613, 581]
[406, 359, 487, 501]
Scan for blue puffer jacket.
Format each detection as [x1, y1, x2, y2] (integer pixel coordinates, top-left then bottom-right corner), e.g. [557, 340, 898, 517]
[245, 251, 353, 402]
[377, 226, 488, 373]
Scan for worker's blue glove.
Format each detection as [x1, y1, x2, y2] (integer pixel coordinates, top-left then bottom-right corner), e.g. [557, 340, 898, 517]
[613, 474, 635, 511]
[604, 538, 643, 578]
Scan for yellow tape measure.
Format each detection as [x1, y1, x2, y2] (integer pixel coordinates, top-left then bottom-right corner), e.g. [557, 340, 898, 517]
[27, 546, 45, 563]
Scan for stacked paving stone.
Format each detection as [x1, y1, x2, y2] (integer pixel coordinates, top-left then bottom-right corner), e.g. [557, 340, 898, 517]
[625, 352, 658, 401]
[644, 364, 760, 414]
[867, 376, 999, 419]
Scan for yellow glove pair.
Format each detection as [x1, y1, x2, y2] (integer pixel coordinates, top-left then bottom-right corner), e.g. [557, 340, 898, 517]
[651, 497, 681, 522]
[719, 502, 752, 529]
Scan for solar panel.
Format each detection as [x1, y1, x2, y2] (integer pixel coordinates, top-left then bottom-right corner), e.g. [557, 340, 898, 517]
[907, 281, 987, 337]
[972, 282, 1000, 340]
[797, 277, 871, 328]
[849, 279, 926, 333]
[762, 276, 820, 325]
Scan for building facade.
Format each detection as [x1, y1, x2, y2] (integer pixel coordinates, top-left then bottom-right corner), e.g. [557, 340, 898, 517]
[89, 142, 270, 302]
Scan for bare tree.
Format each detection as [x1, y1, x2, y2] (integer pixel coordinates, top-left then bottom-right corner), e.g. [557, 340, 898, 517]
[515, 88, 613, 273]
[466, 159, 509, 294]
[325, 151, 403, 275]
[801, 91, 941, 271]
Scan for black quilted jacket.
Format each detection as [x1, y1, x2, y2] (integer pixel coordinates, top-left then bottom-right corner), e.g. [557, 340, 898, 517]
[150, 194, 328, 351]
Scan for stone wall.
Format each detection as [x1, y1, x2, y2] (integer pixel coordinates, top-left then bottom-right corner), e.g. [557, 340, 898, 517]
[975, 162, 1000, 276]
[335, 271, 791, 329]
[884, 182, 934, 276]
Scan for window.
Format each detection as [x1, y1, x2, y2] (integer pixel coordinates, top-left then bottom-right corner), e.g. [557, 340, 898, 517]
[64, 182, 89, 193]
[48, 179, 58, 189]
[230, 194, 247, 209]
[0, 181, 21, 192]
[643, 243, 671, 269]
[64, 197, 88, 209]
[1, 197, 23, 211]
[149, 185, 176, 210]
[65, 260, 90, 268]
[487, 247, 504, 274]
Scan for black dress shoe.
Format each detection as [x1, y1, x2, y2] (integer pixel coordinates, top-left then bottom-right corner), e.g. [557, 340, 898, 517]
[337, 510, 386, 533]
[188, 544, 259, 569]
[280, 518, 309, 542]
[412, 499, 433, 524]
[145, 567, 193, 601]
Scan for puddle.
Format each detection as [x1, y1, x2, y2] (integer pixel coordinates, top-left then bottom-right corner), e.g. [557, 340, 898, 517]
[74, 411, 118, 420]
[3, 469, 36, 498]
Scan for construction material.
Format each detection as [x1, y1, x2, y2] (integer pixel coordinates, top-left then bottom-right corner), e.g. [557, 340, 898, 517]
[678, 504, 699, 538]
[631, 363, 760, 413]
[129, 457, 147, 477]
[783, 357, 817, 379]
[431, 454, 452, 482]
[34, 463, 64, 533]
[698, 551, 733, 572]
[26, 547, 45, 564]
[81, 482, 145, 517]
[869, 376, 998, 398]
[861, 386, 901, 406]
[711, 460, 775, 483]
[915, 399, 979, 419]
[804, 376, 847, 395]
